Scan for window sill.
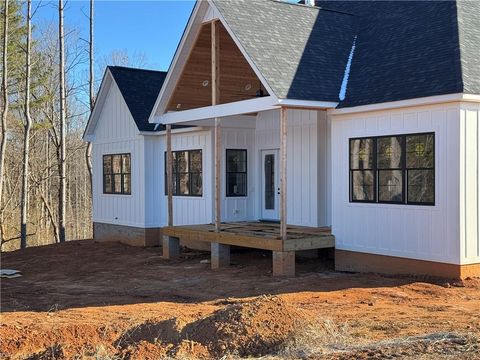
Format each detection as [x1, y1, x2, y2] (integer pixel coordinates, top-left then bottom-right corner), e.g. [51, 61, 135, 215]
[347, 201, 439, 211]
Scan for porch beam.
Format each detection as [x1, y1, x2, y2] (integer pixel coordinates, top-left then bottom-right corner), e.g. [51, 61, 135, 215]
[154, 96, 278, 125]
[212, 20, 221, 232]
[166, 124, 173, 227]
[280, 107, 288, 241]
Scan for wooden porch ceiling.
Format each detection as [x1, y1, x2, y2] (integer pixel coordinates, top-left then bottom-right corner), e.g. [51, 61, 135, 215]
[162, 222, 335, 252]
[167, 22, 268, 112]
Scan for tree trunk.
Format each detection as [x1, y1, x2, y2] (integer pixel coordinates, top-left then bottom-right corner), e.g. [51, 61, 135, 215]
[85, 0, 93, 195]
[58, 0, 67, 242]
[0, 0, 9, 245]
[20, 0, 32, 249]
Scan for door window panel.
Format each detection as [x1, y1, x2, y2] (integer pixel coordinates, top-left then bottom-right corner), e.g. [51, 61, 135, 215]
[264, 154, 275, 210]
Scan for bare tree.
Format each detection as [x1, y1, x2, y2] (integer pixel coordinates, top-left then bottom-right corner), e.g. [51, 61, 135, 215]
[58, 0, 66, 242]
[0, 0, 8, 244]
[85, 0, 93, 193]
[20, 0, 32, 248]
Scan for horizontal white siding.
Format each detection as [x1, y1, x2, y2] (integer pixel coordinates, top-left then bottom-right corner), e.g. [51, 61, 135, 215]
[331, 103, 461, 264]
[460, 103, 480, 265]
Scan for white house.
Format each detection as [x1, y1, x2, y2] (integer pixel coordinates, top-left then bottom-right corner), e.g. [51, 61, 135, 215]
[83, 0, 480, 279]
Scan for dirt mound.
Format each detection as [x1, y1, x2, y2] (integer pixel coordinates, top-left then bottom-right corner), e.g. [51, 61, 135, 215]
[114, 317, 185, 349]
[183, 295, 303, 357]
[0, 323, 114, 359]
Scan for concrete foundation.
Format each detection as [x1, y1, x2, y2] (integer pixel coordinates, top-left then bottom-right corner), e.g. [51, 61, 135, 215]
[163, 236, 181, 259]
[93, 222, 160, 247]
[211, 243, 230, 269]
[335, 249, 480, 280]
[272, 251, 295, 276]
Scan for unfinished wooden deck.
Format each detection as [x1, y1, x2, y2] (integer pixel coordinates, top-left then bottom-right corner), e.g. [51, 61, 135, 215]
[162, 222, 335, 252]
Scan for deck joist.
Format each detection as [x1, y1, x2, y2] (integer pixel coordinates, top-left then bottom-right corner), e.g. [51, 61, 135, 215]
[162, 222, 335, 252]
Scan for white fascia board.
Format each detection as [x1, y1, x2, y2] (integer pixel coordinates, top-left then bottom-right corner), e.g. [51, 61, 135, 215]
[328, 93, 469, 116]
[153, 95, 279, 125]
[82, 69, 113, 140]
[139, 126, 208, 136]
[462, 94, 480, 102]
[278, 98, 338, 109]
[83, 134, 95, 142]
[149, 0, 278, 125]
[147, 1, 207, 124]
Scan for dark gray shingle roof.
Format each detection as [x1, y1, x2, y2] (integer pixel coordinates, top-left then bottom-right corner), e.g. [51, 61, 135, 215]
[213, 0, 479, 107]
[108, 66, 167, 131]
[314, 0, 466, 108]
[212, 0, 358, 102]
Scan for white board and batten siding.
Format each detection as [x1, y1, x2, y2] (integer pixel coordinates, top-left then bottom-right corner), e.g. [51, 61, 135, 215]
[155, 130, 214, 226]
[255, 109, 330, 227]
[331, 103, 463, 265]
[92, 82, 146, 228]
[221, 124, 256, 222]
[459, 102, 480, 265]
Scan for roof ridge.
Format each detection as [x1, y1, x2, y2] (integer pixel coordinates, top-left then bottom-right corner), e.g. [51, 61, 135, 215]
[108, 65, 167, 74]
[269, 0, 355, 16]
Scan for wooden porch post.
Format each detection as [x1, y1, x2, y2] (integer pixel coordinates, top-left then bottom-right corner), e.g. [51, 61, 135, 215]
[272, 106, 294, 276]
[163, 123, 180, 259]
[166, 123, 173, 227]
[280, 107, 288, 241]
[212, 20, 221, 232]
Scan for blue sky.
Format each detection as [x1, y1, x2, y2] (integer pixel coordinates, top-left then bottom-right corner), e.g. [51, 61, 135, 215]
[34, 0, 196, 71]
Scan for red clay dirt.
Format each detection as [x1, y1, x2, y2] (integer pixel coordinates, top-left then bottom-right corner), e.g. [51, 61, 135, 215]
[1, 240, 479, 359]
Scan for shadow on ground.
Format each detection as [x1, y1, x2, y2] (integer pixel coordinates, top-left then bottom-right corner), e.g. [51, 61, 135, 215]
[1, 240, 439, 312]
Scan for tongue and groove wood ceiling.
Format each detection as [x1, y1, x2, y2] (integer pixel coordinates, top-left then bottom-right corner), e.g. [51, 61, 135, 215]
[166, 22, 268, 112]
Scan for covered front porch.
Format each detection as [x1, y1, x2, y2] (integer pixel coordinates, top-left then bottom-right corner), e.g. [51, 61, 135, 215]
[152, 17, 336, 275]
[162, 222, 334, 276]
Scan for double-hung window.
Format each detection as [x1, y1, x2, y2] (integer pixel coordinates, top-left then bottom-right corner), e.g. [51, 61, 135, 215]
[226, 149, 247, 197]
[349, 132, 434, 205]
[103, 154, 131, 195]
[165, 150, 203, 196]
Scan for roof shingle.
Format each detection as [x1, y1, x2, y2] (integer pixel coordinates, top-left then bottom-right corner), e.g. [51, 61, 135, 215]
[108, 66, 167, 131]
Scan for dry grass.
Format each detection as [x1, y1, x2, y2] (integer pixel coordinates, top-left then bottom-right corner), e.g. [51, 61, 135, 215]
[257, 319, 480, 360]
[278, 318, 357, 358]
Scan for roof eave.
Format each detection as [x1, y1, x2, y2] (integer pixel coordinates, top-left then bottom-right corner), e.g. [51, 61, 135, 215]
[82, 68, 114, 141]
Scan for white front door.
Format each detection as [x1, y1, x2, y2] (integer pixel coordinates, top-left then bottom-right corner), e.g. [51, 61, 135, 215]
[261, 149, 280, 220]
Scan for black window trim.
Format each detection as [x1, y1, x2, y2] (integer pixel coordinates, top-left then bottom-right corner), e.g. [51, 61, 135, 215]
[225, 148, 248, 198]
[349, 132, 435, 206]
[164, 149, 203, 197]
[103, 153, 131, 195]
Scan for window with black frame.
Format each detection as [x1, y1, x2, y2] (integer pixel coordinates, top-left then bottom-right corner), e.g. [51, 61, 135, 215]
[103, 153, 131, 195]
[226, 149, 247, 197]
[350, 138, 375, 202]
[165, 150, 202, 196]
[349, 132, 434, 205]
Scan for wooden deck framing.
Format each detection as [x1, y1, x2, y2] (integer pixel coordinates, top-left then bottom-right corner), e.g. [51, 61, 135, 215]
[162, 222, 335, 252]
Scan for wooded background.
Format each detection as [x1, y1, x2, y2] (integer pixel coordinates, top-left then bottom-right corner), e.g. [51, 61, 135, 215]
[0, 0, 148, 251]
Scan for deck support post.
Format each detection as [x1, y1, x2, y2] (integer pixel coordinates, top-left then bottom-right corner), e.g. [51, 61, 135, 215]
[211, 243, 230, 269]
[280, 107, 288, 241]
[163, 236, 180, 259]
[212, 20, 221, 232]
[272, 251, 295, 276]
[166, 124, 173, 227]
